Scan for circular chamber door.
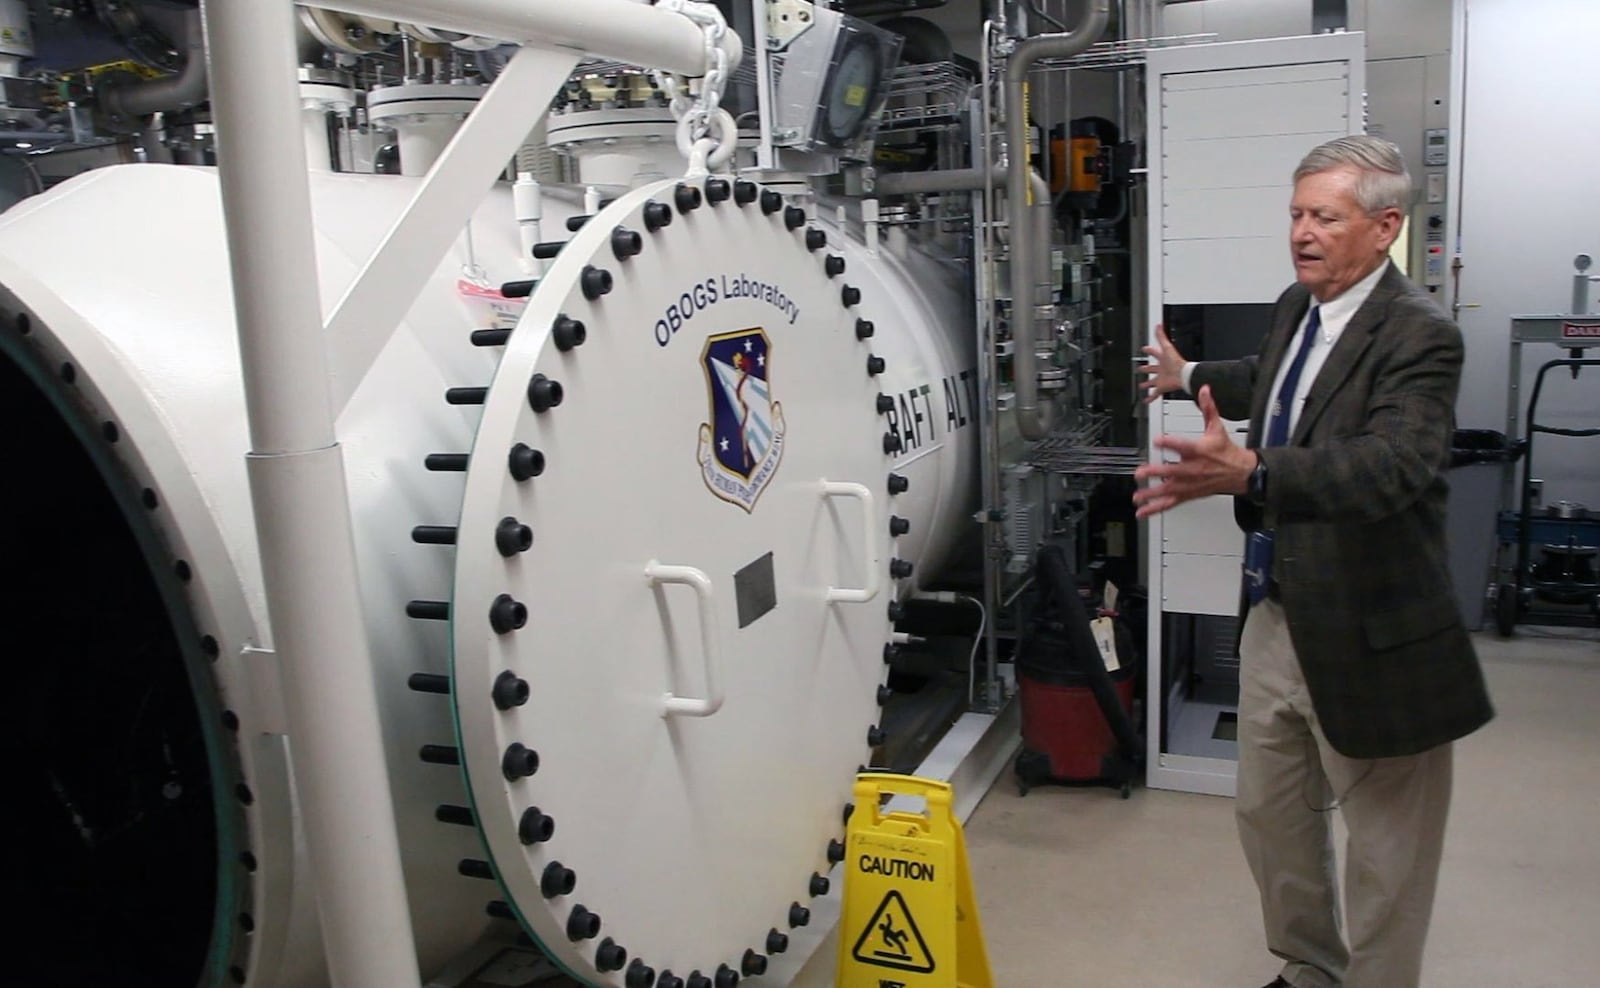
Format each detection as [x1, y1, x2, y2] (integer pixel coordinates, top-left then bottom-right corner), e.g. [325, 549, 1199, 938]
[451, 176, 906, 985]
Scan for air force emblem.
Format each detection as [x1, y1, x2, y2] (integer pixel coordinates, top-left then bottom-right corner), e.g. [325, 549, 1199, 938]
[697, 328, 786, 512]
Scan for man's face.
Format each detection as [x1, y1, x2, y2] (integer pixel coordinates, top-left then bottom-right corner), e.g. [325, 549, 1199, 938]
[1289, 164, 1402, 302]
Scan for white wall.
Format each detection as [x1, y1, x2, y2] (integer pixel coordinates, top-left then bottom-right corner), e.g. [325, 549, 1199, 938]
[1453, 0, 1600, 505]
[1162, 0, 1312, 41]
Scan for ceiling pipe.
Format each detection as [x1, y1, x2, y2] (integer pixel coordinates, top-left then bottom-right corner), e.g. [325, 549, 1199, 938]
[1004, 0, 1110, 439]
[102, 7, 208, 120]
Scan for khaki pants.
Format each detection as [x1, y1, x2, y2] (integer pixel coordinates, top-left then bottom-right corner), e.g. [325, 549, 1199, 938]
[1236, 598, 1453, 988]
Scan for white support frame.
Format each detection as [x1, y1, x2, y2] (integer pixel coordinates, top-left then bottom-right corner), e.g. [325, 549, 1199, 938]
[1142, 33, 1366, 798]
[324, 45, 580, 407]
[204, 3, 722, 986]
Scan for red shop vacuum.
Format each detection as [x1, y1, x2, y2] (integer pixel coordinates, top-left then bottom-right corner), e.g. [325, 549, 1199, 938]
[1014, 544, 1143, 798]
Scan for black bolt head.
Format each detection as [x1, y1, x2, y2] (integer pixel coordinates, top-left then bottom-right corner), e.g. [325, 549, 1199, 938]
[788, 902, 811, 927]
[887, 472, 909, 495]
[843, 802, 855, 824]
[612, 227, 643, 261]
[827, 838, 846, 863]
[580, 265, 613, 300]
[877, 683, 895, 705]
[501, 742, 539, 780]
[553, 315, 587, 351]
[825, 254, 846, 277]
[489, 593, 528, 634]
[887, 601, 905, 622]
[704, 178, 731, 203]
[519, 806, 555, 844]
[495, 516, 534, 556]
[714, 964, 739, 988]
[658, 973, 685, 988]
[883, 642, 901, 663]
[644, 200, 673, 231]
[566, 903, 599, 939]
[687, 973, 712, 988]
[882, 432, 902, 455]
[784, 205, 806, 230]
[500, 279, 536, 299]
[855, 318, 875, 339]
[626, 958, 655, 987]
[527, 373, 564, 413]
[734, 180, 758, 205]
[867, 355, 886, 376]
[492, 670, 530, 710]
[805, 228, 826, 251]
[766, 929, 789, 954]
[889, 515, 911, 536]
[675, 183, 702, 212]
[890, 558, 914, 579]
[842, 284, 861, 306]
[760, 189, 783, 214]
[596, 938, 628, 972]
[543, 862, 577, 899]
[508, 443, 545, 481]
[868, 725, 888, 746]
[808, 872, 830, 897]
[740, 951, 767, 977]
[876, 394, 894, 413]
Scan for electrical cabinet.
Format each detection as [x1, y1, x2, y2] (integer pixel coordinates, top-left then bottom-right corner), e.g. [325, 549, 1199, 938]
[1144, 32, 1366, 796]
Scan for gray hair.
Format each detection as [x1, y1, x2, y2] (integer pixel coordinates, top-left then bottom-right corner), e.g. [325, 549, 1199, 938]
[1294, 135, 1412, 213]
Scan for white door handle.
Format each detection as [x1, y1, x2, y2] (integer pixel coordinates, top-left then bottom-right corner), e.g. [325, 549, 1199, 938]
[645, 561, 724, 717]
[821, 480, 882, 604]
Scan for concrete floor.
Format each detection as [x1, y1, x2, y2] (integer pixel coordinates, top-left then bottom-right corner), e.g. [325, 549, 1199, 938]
[960, 627, 1600, 988]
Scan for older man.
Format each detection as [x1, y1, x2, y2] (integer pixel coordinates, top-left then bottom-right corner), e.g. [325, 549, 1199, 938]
[1136, 135, 1494, 988]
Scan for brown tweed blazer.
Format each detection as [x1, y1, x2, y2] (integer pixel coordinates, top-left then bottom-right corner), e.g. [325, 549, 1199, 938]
[1190, 262, 1494, 759]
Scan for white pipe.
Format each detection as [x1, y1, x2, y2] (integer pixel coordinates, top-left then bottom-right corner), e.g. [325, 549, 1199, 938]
[303, 107, 333, 171]
[202, 4, 424, 988]
[863, 196, 880, 257]
[300, 0, 738, 78]
[513, 171, 543, 277]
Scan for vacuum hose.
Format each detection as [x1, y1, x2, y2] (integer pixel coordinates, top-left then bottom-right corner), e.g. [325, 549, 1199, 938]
[1034, 543, 1143, 765]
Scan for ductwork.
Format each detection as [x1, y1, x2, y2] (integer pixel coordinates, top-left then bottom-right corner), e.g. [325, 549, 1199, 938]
[1005, 0, 1110, 439]
[101, 7, 207, 120]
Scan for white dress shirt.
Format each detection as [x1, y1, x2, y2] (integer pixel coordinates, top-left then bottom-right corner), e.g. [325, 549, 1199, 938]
[1181, 261, 1388, 436]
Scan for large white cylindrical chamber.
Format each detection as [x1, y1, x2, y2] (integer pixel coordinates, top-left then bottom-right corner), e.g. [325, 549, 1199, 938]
[0, 165, 975, 987]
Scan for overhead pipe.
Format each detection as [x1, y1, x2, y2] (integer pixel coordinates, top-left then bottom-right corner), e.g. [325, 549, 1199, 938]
[875, 162, 1051, 203]
[875, 167, 1051, 297]
[102, 7, 208, 120]
[875, 167, 993, 196]
[300, 0, 741, 79]
[1005, 0, 1110, 439]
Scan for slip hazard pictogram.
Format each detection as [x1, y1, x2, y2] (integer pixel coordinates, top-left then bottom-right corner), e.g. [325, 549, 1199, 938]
[851, 889, 936, 973]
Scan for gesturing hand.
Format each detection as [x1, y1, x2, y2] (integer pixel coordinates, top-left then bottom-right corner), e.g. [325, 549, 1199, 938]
[1138, 322, 1188, 404]
[1132, 386, 1257, 519]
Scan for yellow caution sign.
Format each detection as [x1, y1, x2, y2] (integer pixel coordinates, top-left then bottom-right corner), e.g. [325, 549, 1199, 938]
[836, 774, 993, 988]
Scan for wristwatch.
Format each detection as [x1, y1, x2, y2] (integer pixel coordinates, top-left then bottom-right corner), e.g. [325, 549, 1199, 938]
[1246, 451, 1268, 506]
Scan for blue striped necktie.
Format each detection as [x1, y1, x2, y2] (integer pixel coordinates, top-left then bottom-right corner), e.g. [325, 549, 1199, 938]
[1245, 305, 1321, 605]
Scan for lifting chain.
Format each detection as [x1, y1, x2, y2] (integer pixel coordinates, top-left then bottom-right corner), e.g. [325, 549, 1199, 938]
[653, 0, 738, 177]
